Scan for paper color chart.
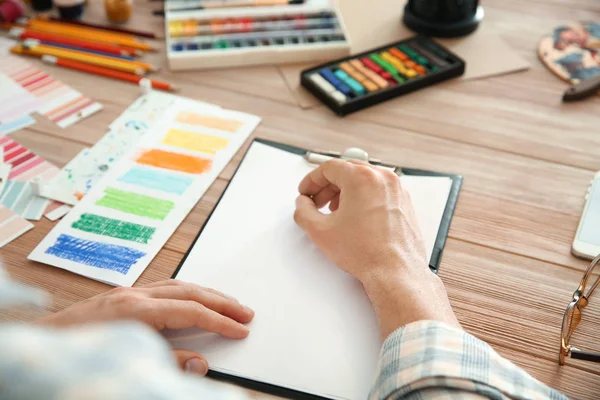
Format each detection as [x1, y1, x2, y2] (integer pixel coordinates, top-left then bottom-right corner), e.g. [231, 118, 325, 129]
[0, 74, 42, 123]
[29, 97, 261, 286]
[0, 55, 103, 128]
[0, 136, 59, 182]
[0, 136, 59, 220]
[0, 204, 34, 248]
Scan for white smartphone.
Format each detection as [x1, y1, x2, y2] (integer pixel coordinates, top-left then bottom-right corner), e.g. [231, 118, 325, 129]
[572, 171, 600, 260]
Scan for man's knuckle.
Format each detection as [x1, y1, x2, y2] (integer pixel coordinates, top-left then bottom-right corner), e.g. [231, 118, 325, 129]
[381, 169, 399, 181]
[111, 289, 142, 306]
[354, 165, 379, 183]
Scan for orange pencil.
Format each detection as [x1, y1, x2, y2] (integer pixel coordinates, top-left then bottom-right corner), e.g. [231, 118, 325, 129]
[12, 43, 147, 75]
[41, 55, 178, 92]
[25, 19, 154, 51]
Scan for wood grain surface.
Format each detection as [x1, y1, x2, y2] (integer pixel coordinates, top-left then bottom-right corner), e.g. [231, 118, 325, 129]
[1, 0, 599, 399]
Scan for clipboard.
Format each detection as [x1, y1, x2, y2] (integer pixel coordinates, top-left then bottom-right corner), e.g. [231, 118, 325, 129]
[171, 138, 463, 399]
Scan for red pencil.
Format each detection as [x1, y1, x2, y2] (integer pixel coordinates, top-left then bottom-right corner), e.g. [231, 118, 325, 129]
[9, 27, 141, 57]
[41, 55, 177, 92]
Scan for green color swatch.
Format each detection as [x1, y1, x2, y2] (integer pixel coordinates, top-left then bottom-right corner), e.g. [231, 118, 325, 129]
[96, 187, 174, 220]
[72, 213, 156, 244]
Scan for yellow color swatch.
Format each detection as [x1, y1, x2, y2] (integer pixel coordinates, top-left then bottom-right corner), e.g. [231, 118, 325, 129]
[176, 111, 243, 133]
[162, 129, 229, 155]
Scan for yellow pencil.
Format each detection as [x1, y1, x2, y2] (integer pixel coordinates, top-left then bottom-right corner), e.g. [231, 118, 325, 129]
[12, 44, 148, 76]
[26, 19, 154, 52]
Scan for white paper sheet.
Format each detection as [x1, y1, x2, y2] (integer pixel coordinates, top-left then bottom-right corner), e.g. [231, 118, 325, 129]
[166, 141, 452, 400]
[28, 98, 261, 287]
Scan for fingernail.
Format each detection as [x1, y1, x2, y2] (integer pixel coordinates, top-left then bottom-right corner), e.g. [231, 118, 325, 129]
[243, 305, 254, 315]
[185, 358, 208, 376]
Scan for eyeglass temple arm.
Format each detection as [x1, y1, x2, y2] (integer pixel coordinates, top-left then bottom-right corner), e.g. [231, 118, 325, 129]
[571, 348, 600, 363]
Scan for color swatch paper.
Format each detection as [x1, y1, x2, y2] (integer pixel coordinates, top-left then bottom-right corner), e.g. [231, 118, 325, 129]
[0, 136, 59, 219]
[0, 180, 49, 221]
[41, 92, 202, 206]
[0, 136, 59, 182]
[0, 204, 34, 248]
[29, 96, 261, 286]
[0, 73, 42, 123]
[0, 55, 103, 128]
[0, 115, 36, 136]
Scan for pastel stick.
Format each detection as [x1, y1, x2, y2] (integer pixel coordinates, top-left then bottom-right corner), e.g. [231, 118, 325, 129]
[334, 69, 366, 95]
[319, 68, 353, 96]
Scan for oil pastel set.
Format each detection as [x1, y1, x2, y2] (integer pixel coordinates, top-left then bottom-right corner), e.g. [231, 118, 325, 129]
[166, 0, 350, 70]
[301, 36, 466, 115]
[29, 95, 261, 286]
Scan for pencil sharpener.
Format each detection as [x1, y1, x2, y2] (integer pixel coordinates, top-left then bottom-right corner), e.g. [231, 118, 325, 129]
[403, 0, 484, 38]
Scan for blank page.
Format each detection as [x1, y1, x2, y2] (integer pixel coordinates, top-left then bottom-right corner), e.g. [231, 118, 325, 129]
[168, 142, 452, 400]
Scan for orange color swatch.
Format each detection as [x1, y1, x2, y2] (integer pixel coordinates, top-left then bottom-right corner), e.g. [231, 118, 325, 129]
[136, 149, 212, 174]
[176, 111, 243, 133]
[162, 129, 229, 155]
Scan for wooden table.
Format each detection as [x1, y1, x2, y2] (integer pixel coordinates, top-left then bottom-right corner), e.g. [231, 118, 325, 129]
[2, 0, 599, 398]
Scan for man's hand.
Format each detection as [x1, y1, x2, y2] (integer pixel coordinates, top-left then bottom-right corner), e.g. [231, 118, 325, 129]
[39, 280, 254, 375]
[294, 160, 459, 338]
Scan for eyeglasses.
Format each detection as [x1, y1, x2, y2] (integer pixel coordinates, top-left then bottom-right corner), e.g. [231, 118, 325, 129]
[559, 253, 600, 365]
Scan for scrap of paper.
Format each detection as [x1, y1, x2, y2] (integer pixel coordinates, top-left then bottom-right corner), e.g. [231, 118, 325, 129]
[0, 136, 60, 182]
[0, 73, 42, 123]
[0, 180, 51, 221]
[29, 97, 261, 286]
[0, 136, 60, 219]
[0, 164, 10, 195]
[0, 55, 102, 128]
[0, 204, 34, 248]
[45, 204, 72, 221]
[0, 115, 36, 136]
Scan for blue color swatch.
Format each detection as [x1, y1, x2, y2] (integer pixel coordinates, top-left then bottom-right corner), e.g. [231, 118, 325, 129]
[118, 166, 194, 195]
[45, 234, 146, 275]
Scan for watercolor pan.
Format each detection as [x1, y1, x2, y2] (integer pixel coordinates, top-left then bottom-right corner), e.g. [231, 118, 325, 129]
[166, 5, 350, 70]
[300, 36, 465, 116]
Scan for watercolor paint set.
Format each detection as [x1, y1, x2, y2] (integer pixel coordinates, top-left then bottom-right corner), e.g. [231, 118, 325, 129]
[301, 36, 466, 116]
[165, 0, 350, 70]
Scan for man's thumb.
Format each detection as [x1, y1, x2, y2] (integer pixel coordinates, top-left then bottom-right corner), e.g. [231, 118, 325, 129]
[294, 195, 326, 232]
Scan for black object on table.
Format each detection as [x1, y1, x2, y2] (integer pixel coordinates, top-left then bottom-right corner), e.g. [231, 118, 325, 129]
[403, 0, 484, 38]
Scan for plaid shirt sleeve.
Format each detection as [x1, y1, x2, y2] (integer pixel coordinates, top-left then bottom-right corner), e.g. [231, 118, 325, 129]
[369, 321, 567, 400]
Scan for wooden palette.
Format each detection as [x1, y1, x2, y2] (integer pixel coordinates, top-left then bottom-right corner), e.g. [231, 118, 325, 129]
[538, 22, 600, 90]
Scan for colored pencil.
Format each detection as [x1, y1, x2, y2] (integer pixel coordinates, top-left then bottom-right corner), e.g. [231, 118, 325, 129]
[41, 42, 136, 60]
[19, 40, 158, 71]
[12, 43, 147, 75]
[48, 17, 158, 39]
[153, 0, 305, 15]
[41, 56, 178, 92]
[25, 19, 154, 51]
[9, 27, 139, 56]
